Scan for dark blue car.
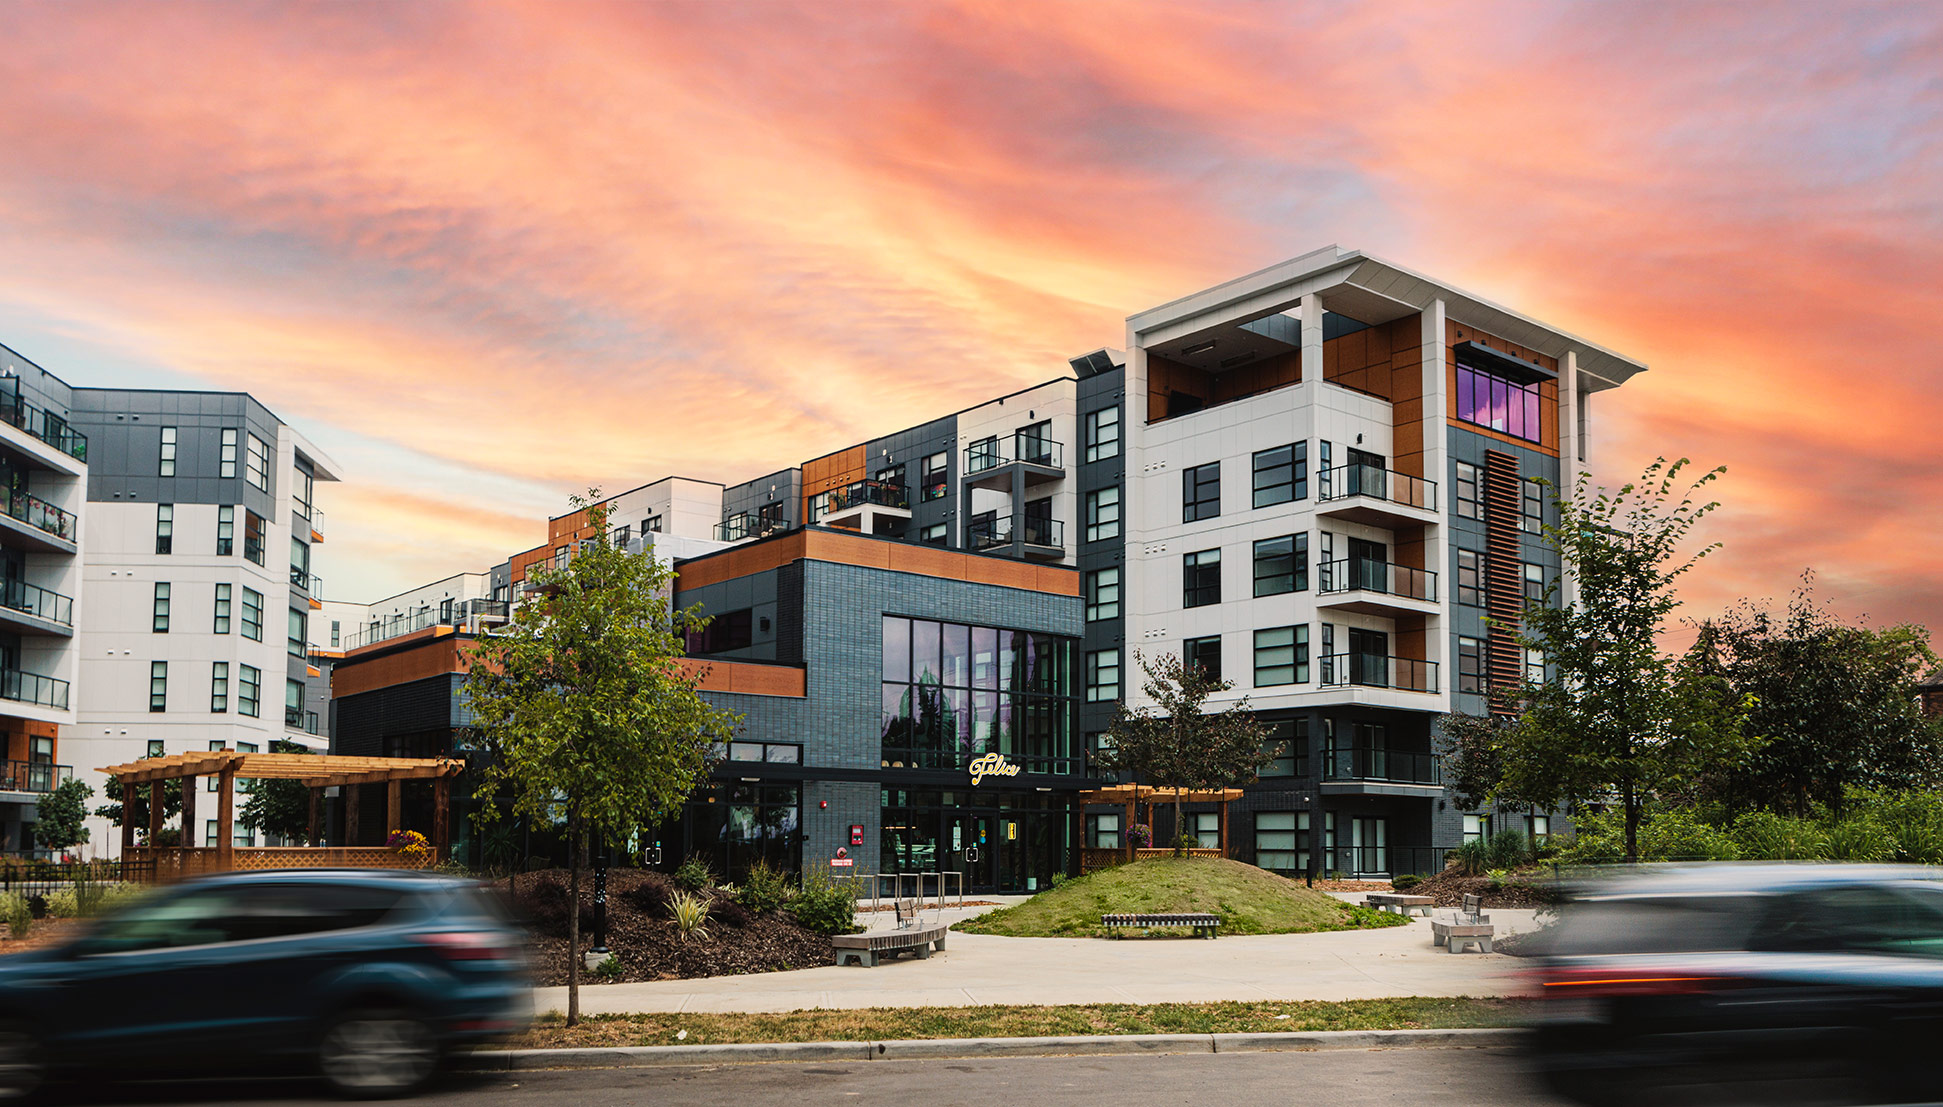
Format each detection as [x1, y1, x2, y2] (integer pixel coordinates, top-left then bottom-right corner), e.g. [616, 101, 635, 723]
[0, 868, 529, 1099]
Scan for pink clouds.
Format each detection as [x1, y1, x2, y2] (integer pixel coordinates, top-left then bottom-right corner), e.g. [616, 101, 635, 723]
[0, 0, 1933, 630]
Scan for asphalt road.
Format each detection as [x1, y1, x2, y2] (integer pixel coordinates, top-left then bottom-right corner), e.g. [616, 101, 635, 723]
[50, 1048, 1563, 1107]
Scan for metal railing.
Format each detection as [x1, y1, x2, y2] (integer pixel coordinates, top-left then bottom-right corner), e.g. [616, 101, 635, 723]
[0, 393, 87, 462]
[306, 508, 325, 536]
[4, 489, 75, 542]
[714, 513, 791, 542]
[968, 517, 1065, 551]
[0, 761, 71, 794]
[1317, 559, 1437, 602]
[1317, 463, 1437, 511]
[1322, 746, 1443, 785]
[342, 608, 440, 651]
[0, 668, 68, 710]
[965, 436, 1064, 475]
[0, 579, 72, 627]
[1318, 654, 1439, 693]
[822, 478, 908, 516]
[1329, 846, 1460, 879]
[290, 569, 321, 594]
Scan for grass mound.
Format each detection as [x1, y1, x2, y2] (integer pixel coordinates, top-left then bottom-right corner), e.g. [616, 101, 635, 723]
[954, 857, 1410, 938]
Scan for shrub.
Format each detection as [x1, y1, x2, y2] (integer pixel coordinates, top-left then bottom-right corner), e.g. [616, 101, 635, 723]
[670, 891, 711, 940]
[1554, 808, 1741, 865]
[1825, 815, 1894, 862]
[1485, 828, 1531, 871]
[786, 870, 859, 935]
[621, 876, 675, 919]
[0, 893, 28, 939]
[1449, 839, 1491, 876]
[1390, 874, 1422, 891]
[1048, 871, 1070, 890]
[1729, 810, 1830, 860]
[1175, 834, 1201, 851]
[674, 854, 715, 892]
[737, 860, 792, 914]
[1862, 791, 1943, 864]
[590, 954, 625, 981]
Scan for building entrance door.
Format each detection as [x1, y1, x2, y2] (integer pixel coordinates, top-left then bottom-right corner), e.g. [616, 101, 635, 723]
[949, 811, 995, 892]
[1347, 816, 1389, 877]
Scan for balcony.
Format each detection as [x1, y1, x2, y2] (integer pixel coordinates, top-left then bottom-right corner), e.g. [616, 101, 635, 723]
[1317, 558, 1439, 616]
[813, 478, 910, 533]
[0, 393, 87, 464]
[0, 489, 76, 551]
[307, 507, 325, 541]
[714, 512, 791, 543]
[1316, 463, 1439, 527]
[1321, 745, 1443, 797]
[286, 706, 321, 734]
[1319, 654, 1439, 695]
[0, 579, 73, 634]
[964, 436, 1065, 490]
[0, 668, 69, 711]
[290, 567, 320, 594]
[0, 760, 72, 795]
[968, 517, 1065, 559]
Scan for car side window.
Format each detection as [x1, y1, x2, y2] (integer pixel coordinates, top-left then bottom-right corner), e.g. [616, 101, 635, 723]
[81, 886, 243, 954]
[1757, 885, 1943, 958]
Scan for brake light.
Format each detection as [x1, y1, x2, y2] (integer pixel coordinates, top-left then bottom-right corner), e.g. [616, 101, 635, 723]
[1539, 968, 1737, 997]
[417, 931, 509, 961]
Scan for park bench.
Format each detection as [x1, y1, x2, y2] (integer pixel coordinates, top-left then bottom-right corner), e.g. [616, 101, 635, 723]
[1364, 892, 1435, 917]
[1100, 913, 1221, 939]
[1429, 893, 1494, 954]
[832, 924, 949, 967]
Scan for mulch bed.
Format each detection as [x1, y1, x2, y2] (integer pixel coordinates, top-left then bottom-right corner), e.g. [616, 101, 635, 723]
[1407, 867, 1564, 909]
[497, 868, 837, 986]
[0, 917, 76, 955]
[1311, 879, 1392, 893]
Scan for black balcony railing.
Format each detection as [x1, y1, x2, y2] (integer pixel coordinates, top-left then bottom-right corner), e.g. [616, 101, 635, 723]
[968, 517, 1065, 551]
[1322, 745, 1443, 785]
[4, 489, 75, 543]
[965, 437, 1064, 475]
[0, 761, 71, 794]
[290, 568, 320, 594]
[1330, 846, 1461, 879]
[0, 393, 87, 463]
[714, 513, 791, 542]
[0, 579, 72, 627]
[821, 478, 908, 516]
[1317, 559, 1438, 602]
[0, 668, 69, 710]
[1316, 463, 1437, 511]
[1318, 653, 1439, 693]
[342, 608, 440, 651]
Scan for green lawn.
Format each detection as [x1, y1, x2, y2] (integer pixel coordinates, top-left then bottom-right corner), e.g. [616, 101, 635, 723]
[510, 997, 1529, 1049]
[952, 857, 1409, 938]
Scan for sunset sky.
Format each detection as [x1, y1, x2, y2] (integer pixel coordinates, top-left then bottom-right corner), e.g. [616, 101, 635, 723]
[1, 1, 1938, 634]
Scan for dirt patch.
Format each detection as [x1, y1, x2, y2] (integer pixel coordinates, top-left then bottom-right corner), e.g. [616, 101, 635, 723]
[496, 868, 838, 986]
[0, 917, 79, 956]
[1409, 867, 1563, 909]
[1311, 879, 1392, 893]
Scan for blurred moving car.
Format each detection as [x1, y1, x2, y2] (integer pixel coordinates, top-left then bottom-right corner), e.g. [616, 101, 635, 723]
[1528, 864, 1943, 1105]
[0, 869, 529, 1099]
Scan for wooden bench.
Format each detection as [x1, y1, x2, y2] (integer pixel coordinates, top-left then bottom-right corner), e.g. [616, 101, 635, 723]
[832, 924, 948, 967]
[1100, 913, 1221, 939]
[1429, 893, 1494, 953]
[1364, 893, 1435, 917]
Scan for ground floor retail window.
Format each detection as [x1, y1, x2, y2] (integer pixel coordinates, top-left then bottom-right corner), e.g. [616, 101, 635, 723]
[881, 789, 1070, 894]
[681, 782, 801, 882]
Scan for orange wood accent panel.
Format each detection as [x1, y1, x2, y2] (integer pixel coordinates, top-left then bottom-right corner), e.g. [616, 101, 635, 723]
[1391, 523, 1428, 572]
[1445, 321, 1560, 458]
[1482, 449, 1527, 709]
[801, 444, 868, 519]
[0, 719, 57, 765]
[681, 659, 808, 698]
[1393, 614, 1427, 665]
[510, 544, 552, 583]
[331, 637, 472, 699]
[674, 529, 1079, 597]
[1146, 351, 1298, 423]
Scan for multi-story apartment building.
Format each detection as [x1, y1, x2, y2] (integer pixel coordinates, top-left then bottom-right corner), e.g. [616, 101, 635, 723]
[66, 390, 340, 854]
[0, 345, 88, 854]
[330, 246, 1641, 890]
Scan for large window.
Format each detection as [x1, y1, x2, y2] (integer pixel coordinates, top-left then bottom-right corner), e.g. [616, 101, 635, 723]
[1523, 562, 1546, 603]
[1183, 462, 1220, 522]
[1458, 637, 1485, 693]
[1085, 486, 1121, 543]
[149, 661, 167, 712]
[1254, 625, 1307, 686]
[220, 429, 238, 479]
[214, 583, 232, 634]
[1183, 636, 1221, 682]
[286, 679, 304, 728]
[241, 587, 263, 642]
[1253, 534, 1306, 596]
[210, 662, 229, 713]
[288, 608, 307, 658]
[293, 466, 315, 523]
[1087, 813, 1121, 849]
[881, 616, 1075, 774]
[159, 427, 177, 477]
[290, 537, 310, 589]
[1521, 478, 1544, 533]
[687, 608, 753, 654]
[1259, 719, 1306, 777]
[1086, 648, 1120, 704]
[243, 511, 265, 566]
[1463, 814, 1492, 843]
[1456, 361, 1543, 443]
[1456, 549, 1484, 607]
[1255, 811, 1308, 874]
[238, 665, 260, 718]
[155, 504, 173, 555]
[216, 506, 234, 556]
[1084, 406, 1120, 463]
[1252, 443, 1305, 507]
[1183, 549, 1221, 607]
[245, 433, 270, 491]
[1084, 567, 1120, 622]
[920, 452, 948, 500]
[152, 583, 170, 632]
[1454, 462, 1480, 520]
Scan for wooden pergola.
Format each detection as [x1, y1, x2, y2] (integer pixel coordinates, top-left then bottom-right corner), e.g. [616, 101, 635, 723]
[99, 751, 465, 875]
[1075, 783, 1246, 869]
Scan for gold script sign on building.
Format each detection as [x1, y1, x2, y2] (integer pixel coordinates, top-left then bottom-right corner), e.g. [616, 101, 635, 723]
[968, 752, 1022, 785]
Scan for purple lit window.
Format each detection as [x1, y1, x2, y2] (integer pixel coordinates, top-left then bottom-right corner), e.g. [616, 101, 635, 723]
[1456, 362, 1544, 445]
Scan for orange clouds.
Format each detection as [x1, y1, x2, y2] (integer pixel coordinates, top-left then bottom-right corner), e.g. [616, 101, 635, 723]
[0, 0, 1933, 631]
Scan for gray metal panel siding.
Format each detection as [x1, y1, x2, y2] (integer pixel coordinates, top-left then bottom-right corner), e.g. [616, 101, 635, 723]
[723, 469, 802, 528]
[677, 567, 781, 663]
[1445, 427, 1562, 716]
[71, 390, 282, 510]
[1076, 366, 1127, 745]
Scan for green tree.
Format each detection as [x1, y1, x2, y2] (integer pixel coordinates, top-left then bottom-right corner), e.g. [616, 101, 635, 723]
[94, 771, 182, 842]
[35, 778, 93, 854]
[242, 740, 316, 844]
[1435, 712, 1509, 812]
[1093, 651, 1275, 856]
[464, 491, 738, 1025]
[1492, 458, 1755, 863]
[1704, 577, 1943, 817]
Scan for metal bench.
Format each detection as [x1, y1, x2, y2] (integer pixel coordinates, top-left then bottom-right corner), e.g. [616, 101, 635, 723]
[1100, 913, 1221, 938]
[1429, 893, 1494, 953]
[1364, 893, 1435, 917]
[832, 924, 948, 967]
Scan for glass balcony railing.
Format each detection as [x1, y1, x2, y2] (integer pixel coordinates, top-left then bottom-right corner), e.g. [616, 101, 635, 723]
[340, 599, 507, 651]
[0, 760, 72, 794]
[0, 579, 73, 627]
[290, 567, 320, 594]
[1317, 559, 1438, 602]
[1316, 463, 1437, 511]
[0, 668, 69, 710]
[4, 489, 75, 543]
[0, 395, 87, 463]
[965, 437, 1064, 475]
[968, 517, 1064, 551]
[1318, 654, 1439, 694]
[1322, 745, 1443, 785]
[306, 508, 325, 536]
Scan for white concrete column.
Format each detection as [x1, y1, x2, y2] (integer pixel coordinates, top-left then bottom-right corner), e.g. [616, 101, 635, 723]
[1559, 350, 1581, 609]
[1300, 295, 1324, 385]
[1420, 299, 1451, 712]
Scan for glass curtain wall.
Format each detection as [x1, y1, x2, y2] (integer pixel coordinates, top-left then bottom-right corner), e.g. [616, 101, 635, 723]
[880, 615, 1075, 775]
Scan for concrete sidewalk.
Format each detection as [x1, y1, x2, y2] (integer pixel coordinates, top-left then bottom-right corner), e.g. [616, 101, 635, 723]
[534, 900, 1543, 1016]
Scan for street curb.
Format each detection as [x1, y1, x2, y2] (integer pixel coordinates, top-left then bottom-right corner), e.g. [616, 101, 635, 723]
[463, 1027, 1527, 1071]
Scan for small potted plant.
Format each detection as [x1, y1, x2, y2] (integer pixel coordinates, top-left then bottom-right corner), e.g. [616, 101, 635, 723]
[387, 829, 431, 864]
[1127, 823, 1153, 850]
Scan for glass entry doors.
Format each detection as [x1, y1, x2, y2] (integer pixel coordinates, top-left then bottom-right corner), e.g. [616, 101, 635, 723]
[884, 793, 1070, 894]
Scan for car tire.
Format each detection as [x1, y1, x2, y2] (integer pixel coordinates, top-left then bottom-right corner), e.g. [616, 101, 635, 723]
[317, 1007, 438, 1100]
[0, 1022, 46, 1101]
